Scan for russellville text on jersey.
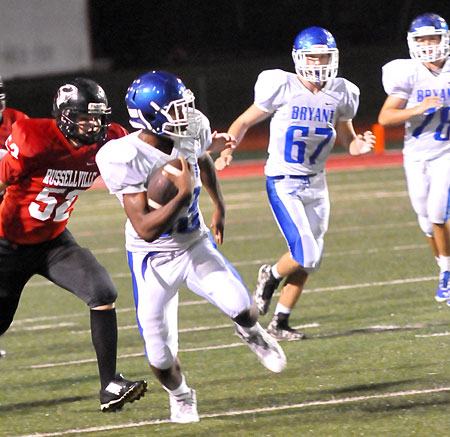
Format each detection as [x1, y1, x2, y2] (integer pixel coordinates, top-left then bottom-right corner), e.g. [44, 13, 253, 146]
[42, 169, 98, 188]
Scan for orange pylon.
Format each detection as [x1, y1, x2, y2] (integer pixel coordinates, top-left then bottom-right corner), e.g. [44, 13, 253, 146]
[372, 123, 385, 154]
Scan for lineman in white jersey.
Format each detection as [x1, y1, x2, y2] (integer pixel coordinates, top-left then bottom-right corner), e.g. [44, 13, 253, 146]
[378, 13, 450, 303]
[215, 27, 375, 340]
[96, 71, 286, 424]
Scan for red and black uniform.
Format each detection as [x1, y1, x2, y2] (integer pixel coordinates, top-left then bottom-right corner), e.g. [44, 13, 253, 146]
[0, 108, 29, 203]
[0, 119, 126, 243]
[0, 108, 29, 147]
[0, 119, 128, 335]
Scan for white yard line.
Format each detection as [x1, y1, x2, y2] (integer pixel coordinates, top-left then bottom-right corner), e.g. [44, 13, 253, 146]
[71, 322, 321, 335]
[26, 321, 440, 370]
[70, 189, 409, 224]
[14, 276, 437, 326]
[14, 386, 450, 437]
[416, 331, 450, 338]
[302, 276, 436, 294]
[9, 322, 75, 332]
[23, 234, 428, 289]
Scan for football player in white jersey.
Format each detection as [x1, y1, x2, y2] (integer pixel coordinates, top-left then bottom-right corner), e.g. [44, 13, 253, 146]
[96, 70, 286, 424]
[215, 27, 375, 340]
[378, 13, 450, 303]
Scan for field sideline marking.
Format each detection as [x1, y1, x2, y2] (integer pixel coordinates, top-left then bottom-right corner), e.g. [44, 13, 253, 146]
[14, 386, 450, 437]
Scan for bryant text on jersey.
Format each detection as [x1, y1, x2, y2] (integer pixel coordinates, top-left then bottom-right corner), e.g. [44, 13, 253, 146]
[417, 87, 450, 102]
[291, 105, 335, 123]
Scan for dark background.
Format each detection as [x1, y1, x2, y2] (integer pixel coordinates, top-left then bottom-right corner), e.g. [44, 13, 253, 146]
[5, 0, 448, 131]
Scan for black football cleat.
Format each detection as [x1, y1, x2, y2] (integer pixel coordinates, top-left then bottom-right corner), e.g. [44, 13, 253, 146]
[100, 373, 147, 412]
[254, 264, 281, 315]
[267, 314, 305, 341]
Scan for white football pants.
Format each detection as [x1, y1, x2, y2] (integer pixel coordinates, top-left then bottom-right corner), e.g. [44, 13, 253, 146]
[403, 154, 450, 237]
[127, 235, 251, 369]
[266, 172, 330, 273]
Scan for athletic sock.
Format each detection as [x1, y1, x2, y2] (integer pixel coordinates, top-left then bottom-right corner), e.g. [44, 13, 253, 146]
[439, 255, 450, 273]
[274, 303, 291, 315]
[271, 264, 283, 280]
[90, 308, 118, 390]
[164, 374, 190, 397]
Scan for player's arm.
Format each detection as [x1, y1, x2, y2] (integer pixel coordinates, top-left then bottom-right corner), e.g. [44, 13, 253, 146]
[207, 131, 237, 154]
[336, 121, 375, 156]
[0, 147, 6, 191]
[0, 150, 10, 193]
[123, 157, 193, 242]
[214, 104, 270, 170]
[0, 179, 5, 203]
[378, 95, 443, 127]
[0, 170, 7, 202]
[198, 152, 225, 245]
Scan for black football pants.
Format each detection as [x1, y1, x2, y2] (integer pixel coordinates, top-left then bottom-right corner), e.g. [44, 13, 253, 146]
[0, 229, 118, 335]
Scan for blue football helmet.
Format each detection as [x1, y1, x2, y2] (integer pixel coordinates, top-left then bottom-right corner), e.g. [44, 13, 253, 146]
[125, 70, 201, 138]
[292, 26, 339, 83]
[407, 13, 449, 62]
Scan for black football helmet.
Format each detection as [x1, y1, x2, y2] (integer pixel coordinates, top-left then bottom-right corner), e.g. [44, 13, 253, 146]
[53, 77, 111, 146]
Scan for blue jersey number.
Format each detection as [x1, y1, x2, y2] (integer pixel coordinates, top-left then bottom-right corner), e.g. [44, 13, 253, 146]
[161, 186, 201, 237]
[412, 107, 450, 141]
[435, 107, 450, 141]
[175, 186, 201, 233]
[285, 126, 333, 164]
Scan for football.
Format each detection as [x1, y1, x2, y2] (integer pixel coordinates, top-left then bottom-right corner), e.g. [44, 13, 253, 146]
[146, 158, 189, 211]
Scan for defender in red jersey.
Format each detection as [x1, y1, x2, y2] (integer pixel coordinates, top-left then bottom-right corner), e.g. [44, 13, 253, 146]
[0, 77, 28, 358]
[0, 78, 29, 150]
[0, 118, 125, 244]
[0, 108, 28, 147]
[0, 78, 29, 197]
[0, 78, 147, 412]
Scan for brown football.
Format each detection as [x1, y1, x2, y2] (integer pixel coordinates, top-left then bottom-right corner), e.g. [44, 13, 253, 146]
[146, 158, 186, 211]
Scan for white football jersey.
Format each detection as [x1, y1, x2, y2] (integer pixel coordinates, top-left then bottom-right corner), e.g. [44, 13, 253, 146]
[254, 69, 360, 176]
[382, 58, 450, 160]
[96, 112, 212, 253]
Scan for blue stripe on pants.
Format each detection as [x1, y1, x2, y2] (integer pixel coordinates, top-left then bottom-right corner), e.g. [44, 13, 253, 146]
[266, 177, 304, 266]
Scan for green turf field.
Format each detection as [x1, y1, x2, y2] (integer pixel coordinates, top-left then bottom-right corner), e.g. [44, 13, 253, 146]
[2, 165, 450, 436]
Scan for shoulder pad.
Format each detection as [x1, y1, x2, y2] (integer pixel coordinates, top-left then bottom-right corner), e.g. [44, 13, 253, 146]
[99, 138, 137, 164]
